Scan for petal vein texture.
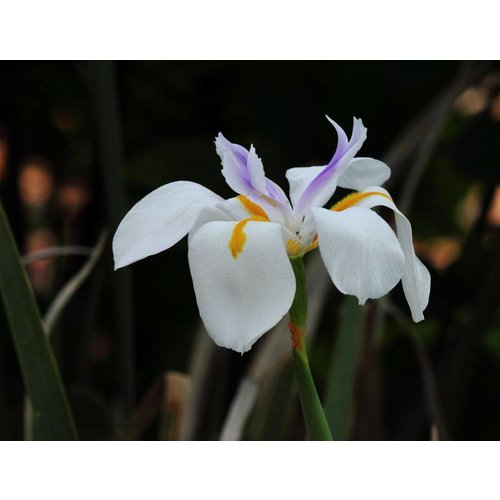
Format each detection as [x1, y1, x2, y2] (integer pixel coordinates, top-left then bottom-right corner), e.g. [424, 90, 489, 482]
[188, 220, 296, 353]
[113, 181, 222, 269]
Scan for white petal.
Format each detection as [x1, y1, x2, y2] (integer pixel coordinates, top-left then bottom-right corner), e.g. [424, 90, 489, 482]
[189, 199, 298, 258]
[403, 258, 430, 322]
[188, 204, 234, 245]
[338, 157, 391, 191]
[188, 220, 296, 353]
[113, 181, 223, 269]
[188, 196, 263, 244]
[311, 206, 405, 304]
[189, 196, 293, 245]
[212, 197, 251, 221]
[350, 187, 431, 321]
[247, 145, 267, 194]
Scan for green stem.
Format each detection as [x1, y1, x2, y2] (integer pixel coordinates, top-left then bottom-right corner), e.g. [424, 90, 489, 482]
[289, 257, 333, 441]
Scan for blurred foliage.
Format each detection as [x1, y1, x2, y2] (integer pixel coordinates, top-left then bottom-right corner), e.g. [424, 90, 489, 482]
[0, 61, 499, 440]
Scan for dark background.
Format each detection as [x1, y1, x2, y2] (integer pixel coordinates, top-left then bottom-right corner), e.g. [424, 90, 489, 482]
[0, 61, 499, 440]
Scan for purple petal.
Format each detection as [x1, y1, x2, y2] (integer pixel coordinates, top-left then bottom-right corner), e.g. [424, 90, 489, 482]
[264, 178, 290, 206]
[294, 117, 367, 214]
[215, 133, 290, 208]
[215, 134, 252, 193]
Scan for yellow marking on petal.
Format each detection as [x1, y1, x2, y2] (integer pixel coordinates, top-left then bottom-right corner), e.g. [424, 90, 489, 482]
[331, 191, 392, 212]
[229, 219, 249, 259]
[286, 239, 303, 257]
[228, 215, 268, 259]
[237, 195, 270, 220]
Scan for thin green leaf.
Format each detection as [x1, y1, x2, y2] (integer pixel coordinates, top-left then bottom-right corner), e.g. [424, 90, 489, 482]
[0, 199, 78, 440]
[90, 60, 135, 416]
[324, 296, 365, 440]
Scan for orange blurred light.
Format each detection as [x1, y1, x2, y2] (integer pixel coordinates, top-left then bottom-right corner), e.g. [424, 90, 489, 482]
[51, 107, 82, 133]
[486, 186, 500, 226]
[18, 159, 54, 208]
[25, 229, 57, 296]
[456, 184, 482, 232]
[455, 86, 489, 116]
[490, 93, 500, 122]
[56, 178, 90, 218]
[0, 135, 8, 181]
[415, 237, 461, 272]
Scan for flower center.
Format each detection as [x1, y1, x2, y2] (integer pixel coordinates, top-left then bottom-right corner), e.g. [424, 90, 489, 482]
[286, 239, 303, 257]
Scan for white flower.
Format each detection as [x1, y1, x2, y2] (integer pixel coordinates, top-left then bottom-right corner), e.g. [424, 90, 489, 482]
[113, 116, 430, 353]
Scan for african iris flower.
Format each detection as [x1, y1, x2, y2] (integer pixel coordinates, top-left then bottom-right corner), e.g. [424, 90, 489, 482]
[113, 116, 430, 353]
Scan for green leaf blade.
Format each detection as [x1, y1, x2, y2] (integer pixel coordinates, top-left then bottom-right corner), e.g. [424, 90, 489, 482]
[324, 297, 365, 440]
[0, 200, 78, 440]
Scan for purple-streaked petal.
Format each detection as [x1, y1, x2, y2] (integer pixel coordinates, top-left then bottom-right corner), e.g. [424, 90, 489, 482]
[326, 115, 349, 164]
[293, 117, 367, 215]
[215, 133, 290, 208]
[216, 133, 253, 194]
[215, 133, 249, 166]
[264, 178, 290, 206]
[286, 165, 323, 208]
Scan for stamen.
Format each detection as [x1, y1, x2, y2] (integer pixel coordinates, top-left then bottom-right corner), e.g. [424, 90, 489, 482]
[286, 239, 303, 257]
